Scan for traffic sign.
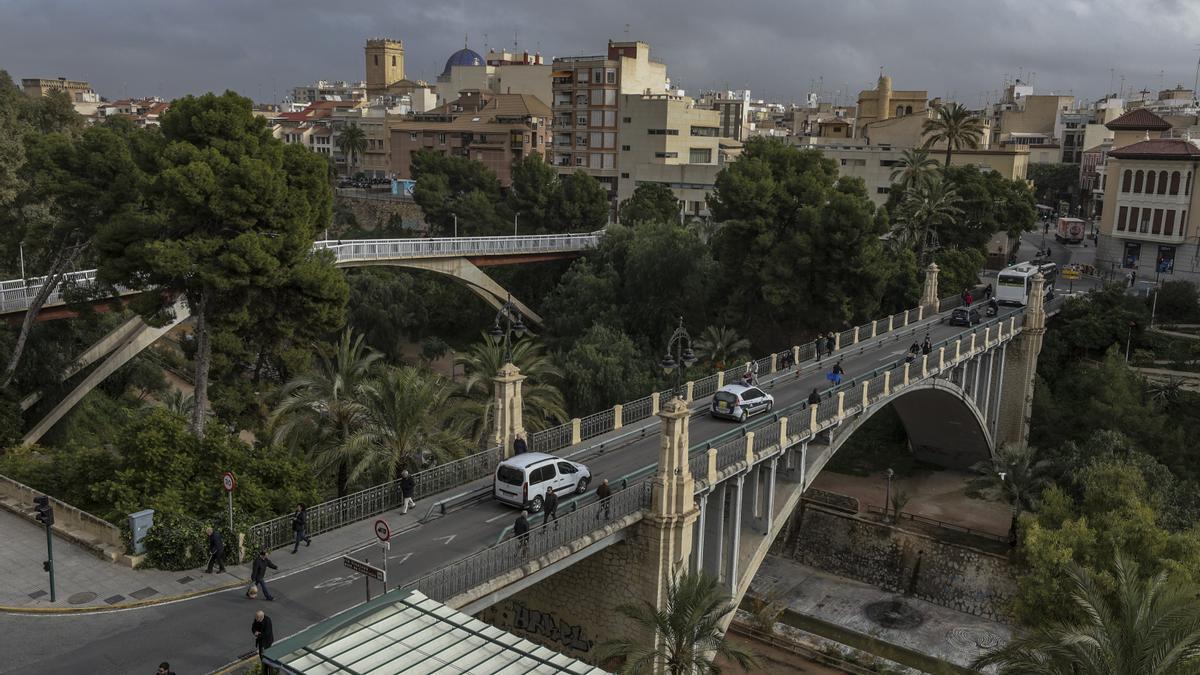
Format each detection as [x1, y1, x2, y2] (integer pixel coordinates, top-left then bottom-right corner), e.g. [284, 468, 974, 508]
[222, 471, 236, 492]
[374, 519, 391, 542]
[343, 555, 386, 582]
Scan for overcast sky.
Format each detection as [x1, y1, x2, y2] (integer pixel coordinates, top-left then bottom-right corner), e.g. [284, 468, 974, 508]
[3, 0, 1199, 108]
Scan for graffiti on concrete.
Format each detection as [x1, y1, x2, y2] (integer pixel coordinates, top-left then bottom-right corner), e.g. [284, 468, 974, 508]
[511, 601, 593, 652]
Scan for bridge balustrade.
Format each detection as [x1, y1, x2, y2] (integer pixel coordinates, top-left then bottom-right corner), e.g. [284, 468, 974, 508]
[404, 480, 652, 603]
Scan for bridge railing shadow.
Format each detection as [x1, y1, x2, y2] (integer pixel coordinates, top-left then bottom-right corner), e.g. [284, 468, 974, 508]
[407, 480, 653, 603]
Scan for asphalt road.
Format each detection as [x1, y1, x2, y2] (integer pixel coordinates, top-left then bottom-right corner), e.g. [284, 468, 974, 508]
[0, 305, 1010, 674]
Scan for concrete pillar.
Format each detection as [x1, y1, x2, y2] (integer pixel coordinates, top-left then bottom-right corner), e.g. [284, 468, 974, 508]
[920, 262, 940, 312]
[792, 345, 800, 367]
[702, 484, 726, 578]
[903, 363, 911, 386]
[765, 456, 778, 535]
[888, 315, 894, 332]
[853, 326, 860, 344]
[744, 432, 755, 465]
[726, 474, 745, 595]
[861, 380, 870, 408]
[921, 354, 929, 378]
[685, 381, 694, 403]
[938, 346, 945, 371]
[903, 310, 910, 327]
[871, 320, 878, 338]
[770, 353, 778, 374]
[650, 391, 660, 416]
[834, 332, 842, 350]
[716, 371, 724, 389]
[570, 418, 582, 445]
[493, 363, 527, 458]
[836, 391, 845, 418]
[707, 446, 718, 484]
[996, 273, 1047, 448]
[972, 355, 982, 401]
[691, 495, 707, 574]
[984, 325, 993, 347]
[955, 339, 962, 363]
[991, 344, 1008, 440]
[799, 443, 809, 490]
[970, 333, 977, 354]
[883, 370, 892, 395]
[645, 395, 701, 610]
[809, 405, 819, 432]
[613, 404, 623, 430]
[749, 464, 762, 519]
[778, 416, 788, 446]
[982, 351, 995, 426]
[918, 306, 925, 321]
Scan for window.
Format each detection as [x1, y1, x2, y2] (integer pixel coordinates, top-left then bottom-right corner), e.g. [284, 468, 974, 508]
[621, 144, 631, 151]
[605, 89, 616, 106]
[530, 465, 554, 485]
[689, 148, 712, 163]
[655, 151, 678, 158]
[647, 128, 680, 135]
[391, 56, 396, 67]
[591, 89, 603, 105]
[1171, 171, 1181, 195]
[591, 110, 604, 127]
[590, 153, 603, 169]
[575, 155, 585, 166]
[1165, 210, 1176, 236]
[604, 111, 616, 127]
[905, 105, 913, 115]
[877, 186, 891, 194]
[590, 132, 603, 148]
[1153, 208, 1164, 235]
[605, 68, 617, 84]
[437, 133, 447, 144]
[1117, 206, 1128, 231]
[576, 114, 587, 126]
[1188, 172, 1193, 195]
[592, 68, 603, 83]
[1146, 171, 1156, 194]
[690, 126, 720, 137]
[603, 153, 615, 169]
[1159, 171, 1169, 195]
[622, 116, 632, 123]
[577, 69, 589, 84]
[557, 462, 577, 475]
[1122, 169, 1132, 193]
[1134, 170, 1144, 193]
[620, 172, 630, 178]
[879, 159, 900, 167]
[374, 55, 379, 66]
[576, 133, 588, 147]
[896, 106, 905, 116]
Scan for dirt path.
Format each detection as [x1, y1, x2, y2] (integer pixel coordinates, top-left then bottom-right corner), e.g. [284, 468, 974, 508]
[812, 468, 1010, 535]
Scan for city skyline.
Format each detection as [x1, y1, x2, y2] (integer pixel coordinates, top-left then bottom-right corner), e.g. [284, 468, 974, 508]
[4, 0, 1200, 106]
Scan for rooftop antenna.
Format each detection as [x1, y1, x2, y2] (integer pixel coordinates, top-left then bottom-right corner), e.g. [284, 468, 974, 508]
[1109, 68, 1115, 97]
[483, 32, 488, 53]
[513, 30, 518, 50]
[1193, 43, 1200, 105]
[624, 23, 630, 37]
[1159, 69, 1165, 93]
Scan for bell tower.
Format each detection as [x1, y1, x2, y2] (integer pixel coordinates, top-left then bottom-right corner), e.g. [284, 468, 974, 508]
[365, 38, 405, 95]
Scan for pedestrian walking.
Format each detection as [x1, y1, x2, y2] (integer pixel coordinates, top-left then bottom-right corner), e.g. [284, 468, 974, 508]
[594, 479, 612, 520]
[906, 341, 920, 364]
[826, 332, 836, 355]
[512, 433, 528, 455]
[807, 389, 820, 406]
[984, 283, 993, 300]
[290, 504, 311, 554]
[543, 487, 559, 525]
[828, 361, 844, 386]
[514, 510, 530, 555]
[815, 335, 824, 361]
[961, 288, 973, 306]
[205, 526, 225, 574]
[157, 662, 176, 675]
[399, 470, 416, 514]
[921, 335, 932, 355]
[248, 549, 278, 601]
[252, 609, 275, 665]
[1131, 270, 1138, 287]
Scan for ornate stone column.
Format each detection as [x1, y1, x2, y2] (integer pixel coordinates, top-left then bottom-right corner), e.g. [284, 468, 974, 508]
[493, 362, 527, 458]
[920, 262, 940, 312]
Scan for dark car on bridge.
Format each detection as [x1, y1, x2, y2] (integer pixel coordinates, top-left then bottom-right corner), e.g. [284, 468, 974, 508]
[949, 306, 982, 327]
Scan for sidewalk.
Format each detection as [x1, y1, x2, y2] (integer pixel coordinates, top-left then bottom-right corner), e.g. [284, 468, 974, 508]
[752, 556, 1012, 672]
[0, 509, 240, 610]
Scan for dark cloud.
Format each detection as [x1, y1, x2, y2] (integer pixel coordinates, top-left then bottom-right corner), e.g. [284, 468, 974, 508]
[3, 0, 1198, 106]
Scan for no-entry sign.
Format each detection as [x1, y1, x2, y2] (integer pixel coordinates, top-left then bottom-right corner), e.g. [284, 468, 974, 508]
[374, 519, 391, 542]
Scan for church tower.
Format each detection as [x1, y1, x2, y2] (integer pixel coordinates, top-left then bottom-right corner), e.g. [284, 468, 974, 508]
[365, 38, 405, 95]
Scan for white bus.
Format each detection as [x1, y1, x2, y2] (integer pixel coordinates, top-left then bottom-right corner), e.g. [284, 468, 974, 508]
[995, 261, 1057, 306]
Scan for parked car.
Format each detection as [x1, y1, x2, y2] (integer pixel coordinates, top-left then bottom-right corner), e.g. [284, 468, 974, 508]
[493, 452, 591, 512]
[949, 306, 982, 326]
[711, 384, 774, 423]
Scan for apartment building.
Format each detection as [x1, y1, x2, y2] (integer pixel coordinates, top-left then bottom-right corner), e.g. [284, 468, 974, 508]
[855, 74, 928, 136]
[550, 40, 669, 202]
[389, 90, 551, 185]
[292, 80, 367, 104]
[1096, 108, 1200, 283]
[616, 93, 741, 217]
[438, 47, 551, 108]
[21, 76, 95, 101]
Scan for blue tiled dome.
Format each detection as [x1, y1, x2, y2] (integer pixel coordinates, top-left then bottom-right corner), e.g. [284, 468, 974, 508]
[442, 48, 484, 76]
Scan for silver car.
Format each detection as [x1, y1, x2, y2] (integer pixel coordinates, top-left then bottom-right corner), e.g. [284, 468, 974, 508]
[711, 384, 774, 422]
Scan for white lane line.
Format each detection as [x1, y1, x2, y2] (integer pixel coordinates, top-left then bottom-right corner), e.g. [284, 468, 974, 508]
[434, 534, 457, 545]
[485, 511, 513, 524]
[389, 552, 413, 564]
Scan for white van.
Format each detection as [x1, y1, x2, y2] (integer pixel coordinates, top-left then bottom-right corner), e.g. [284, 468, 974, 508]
[493, 452, 591, 512]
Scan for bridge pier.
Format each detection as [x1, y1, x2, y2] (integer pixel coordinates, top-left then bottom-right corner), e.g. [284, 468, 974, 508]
[995, 274, 1046, 448]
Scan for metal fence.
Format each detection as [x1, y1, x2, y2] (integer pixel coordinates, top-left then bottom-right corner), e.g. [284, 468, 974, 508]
[529, 424, 572, 454]
[403, 481, 652, 603]
[248, 445, 500, 551]
[0, 269, 125, 314]
[688, 450, 710, 481]
[315, 232, 602, 265]
[623, 396, 653, 425]
[579, 408, 614, 441]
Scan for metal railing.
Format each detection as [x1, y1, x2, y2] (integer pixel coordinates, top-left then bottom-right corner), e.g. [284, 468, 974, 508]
[403, 481, 652, 603]
[579, 408, 614, 441]
[864, 504, 1008, 544]
[0, 232, 603, 315]
[248, 445, 500, 551]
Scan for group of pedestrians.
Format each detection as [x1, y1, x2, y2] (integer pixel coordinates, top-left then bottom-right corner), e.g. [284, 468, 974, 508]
[511, 477, 614, 556]
[814, 331, 837, 361]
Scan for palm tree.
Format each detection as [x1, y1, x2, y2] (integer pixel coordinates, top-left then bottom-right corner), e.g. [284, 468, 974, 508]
[336, 123, 367, 176]
[969, 443, 1052, 546]
[597, 571, 758, 674]
[453, 333, 568, 447]
[893, 177, 963, 263]
[972, 555, 1200, 674]
[921, 102, 985, 166]
[693, 326, 751, 371]
[889, 148, 939, 190]
[345, 366, 469, 484]
[270, 329, 382, 497]
[159, 390, 196, 419]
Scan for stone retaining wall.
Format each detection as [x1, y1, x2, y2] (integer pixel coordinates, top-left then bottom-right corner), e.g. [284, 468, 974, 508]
[335, 194, 425, 232]
[0, 473, 126, 562]
[777, 503, 1016, 622]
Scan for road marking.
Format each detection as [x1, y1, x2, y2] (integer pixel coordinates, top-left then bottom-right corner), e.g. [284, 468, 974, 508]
[485, 511, 513, 523]
[313, 574, 358, 592]
[434, 534, 456, 545]
[389, 552, 413, 564]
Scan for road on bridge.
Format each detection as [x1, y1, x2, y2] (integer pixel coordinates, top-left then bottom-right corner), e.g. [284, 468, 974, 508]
[0, 304, 1020, 674]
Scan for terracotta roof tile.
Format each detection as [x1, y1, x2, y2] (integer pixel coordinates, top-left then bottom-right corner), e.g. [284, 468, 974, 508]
[1106, 108, 1171, 131]
[1108, 139, 1200, 160]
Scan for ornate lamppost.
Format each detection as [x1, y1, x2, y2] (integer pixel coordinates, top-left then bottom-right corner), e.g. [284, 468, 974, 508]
[489, 295, 528, 456]
[489, 294, 527, 364]
[659, 317, 697, 400]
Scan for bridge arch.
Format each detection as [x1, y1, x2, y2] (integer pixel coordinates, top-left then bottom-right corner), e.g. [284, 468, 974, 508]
[832, 378, 994, 471]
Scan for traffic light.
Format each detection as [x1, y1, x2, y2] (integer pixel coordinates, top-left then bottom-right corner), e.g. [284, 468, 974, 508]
[33, 495, 54, 527]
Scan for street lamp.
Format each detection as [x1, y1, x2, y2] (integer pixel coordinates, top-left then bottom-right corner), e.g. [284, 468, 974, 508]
[514, 212, 520, 236]
[659, 317, 697, 399]
[488, 294, 527, 364]
[452, 213, 458, 238]
[884, 468, 894, 522]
